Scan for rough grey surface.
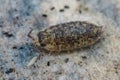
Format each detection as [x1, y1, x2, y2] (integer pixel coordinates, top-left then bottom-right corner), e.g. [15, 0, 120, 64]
[0, 0, 120, 80]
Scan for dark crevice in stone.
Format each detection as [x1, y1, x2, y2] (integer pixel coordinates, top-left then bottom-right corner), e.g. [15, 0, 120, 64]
[5, 68, 15, 74]
[50, 7, 55, 11]
[64, 58, 69, 63]
[81, 56, 87, 59]
[47, 61, 50, 66]
[42, 14, 48, 18]
[64, 5, 70, 9]
[2, 31, 14, 38]
[59, 9, 64, 12]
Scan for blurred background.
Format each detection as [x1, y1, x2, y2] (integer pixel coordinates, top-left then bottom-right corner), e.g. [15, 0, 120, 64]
[0, 0, 120, 80]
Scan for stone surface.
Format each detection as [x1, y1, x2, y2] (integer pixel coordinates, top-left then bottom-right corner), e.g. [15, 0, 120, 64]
[0, 0, 120, 80]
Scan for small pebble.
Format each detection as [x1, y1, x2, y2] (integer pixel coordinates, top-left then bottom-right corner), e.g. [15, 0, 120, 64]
[47, 61, 50, 66]
[64, 58, 69, 63]
[59, 9, 64, 12]
[81, 56, 87, 59]
[42, 14, 48, 18]
[64, 5, 69, 9]
[12, 46, 17, 49]
[2, 31, 14, 38]
[5, 68, 15, 74]
[27, 56, 38, 67]
[50, 7, 55, 11]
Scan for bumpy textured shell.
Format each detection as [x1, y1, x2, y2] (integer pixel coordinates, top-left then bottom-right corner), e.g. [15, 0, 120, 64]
[35, 21, 103, 52]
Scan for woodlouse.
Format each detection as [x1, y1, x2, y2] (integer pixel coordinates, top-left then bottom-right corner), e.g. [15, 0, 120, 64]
[34, 21, 103, 52]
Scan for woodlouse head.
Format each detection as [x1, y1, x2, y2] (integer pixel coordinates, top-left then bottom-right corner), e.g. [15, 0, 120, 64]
[36, 31, 56, 51]
[37, 31, 47, 47]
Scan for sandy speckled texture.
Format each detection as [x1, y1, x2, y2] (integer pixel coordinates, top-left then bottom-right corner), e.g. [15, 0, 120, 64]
[0, 0, 120, 80]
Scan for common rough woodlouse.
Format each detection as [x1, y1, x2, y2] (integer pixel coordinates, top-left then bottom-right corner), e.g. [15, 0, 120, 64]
[33, 21, 103, 52]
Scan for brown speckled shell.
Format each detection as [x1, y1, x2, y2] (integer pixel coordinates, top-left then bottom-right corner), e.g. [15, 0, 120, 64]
[35, 21, 103, 52]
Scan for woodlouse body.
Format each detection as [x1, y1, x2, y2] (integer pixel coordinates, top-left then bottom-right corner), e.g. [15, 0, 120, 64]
[35, 21, 103, 52]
